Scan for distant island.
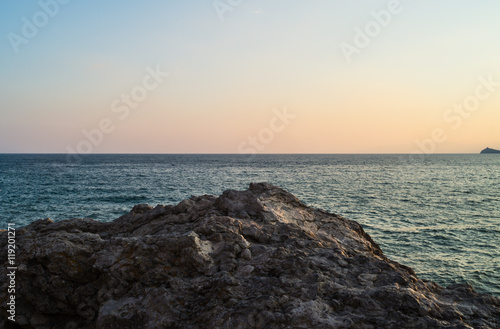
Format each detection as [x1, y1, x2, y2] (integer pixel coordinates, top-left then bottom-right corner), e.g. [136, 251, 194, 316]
[480, 147, 500, 154]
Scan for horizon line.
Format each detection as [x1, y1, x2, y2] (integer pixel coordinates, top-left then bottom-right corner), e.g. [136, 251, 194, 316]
[0, 152, 486, 155]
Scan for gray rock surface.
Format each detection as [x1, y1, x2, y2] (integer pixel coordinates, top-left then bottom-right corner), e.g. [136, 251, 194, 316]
[1, 182, 499, 328]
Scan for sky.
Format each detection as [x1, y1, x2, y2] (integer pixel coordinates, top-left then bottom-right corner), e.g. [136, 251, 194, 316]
[1, 0, 499, 154]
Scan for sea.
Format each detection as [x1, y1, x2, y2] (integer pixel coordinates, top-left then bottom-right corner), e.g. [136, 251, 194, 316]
[0, 154, 498, 296]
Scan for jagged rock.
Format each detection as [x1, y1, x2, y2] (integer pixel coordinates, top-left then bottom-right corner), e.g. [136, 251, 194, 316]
[1, 182, 499, 328]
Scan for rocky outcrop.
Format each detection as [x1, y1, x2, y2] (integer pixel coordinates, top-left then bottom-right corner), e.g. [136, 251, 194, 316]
[481, 147, 500, 154]
[1, 183, 499, 328]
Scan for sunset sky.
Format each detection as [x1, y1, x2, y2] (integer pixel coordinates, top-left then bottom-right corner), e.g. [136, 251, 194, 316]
[1, 0, 499, 154]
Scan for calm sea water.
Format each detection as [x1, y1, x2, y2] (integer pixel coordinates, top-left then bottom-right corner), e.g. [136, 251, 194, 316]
[0, 154, 498, 296]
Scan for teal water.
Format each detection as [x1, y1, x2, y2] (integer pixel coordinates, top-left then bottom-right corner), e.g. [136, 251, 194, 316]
[0, 154, 498, 296]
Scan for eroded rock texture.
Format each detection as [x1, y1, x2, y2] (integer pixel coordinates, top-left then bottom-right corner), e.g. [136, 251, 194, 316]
[1, 183, 499, 328]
